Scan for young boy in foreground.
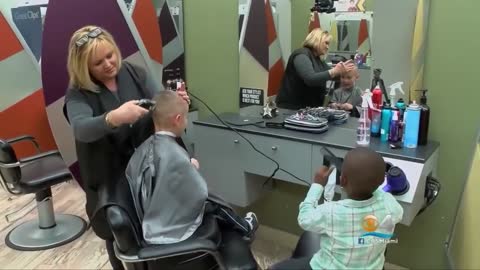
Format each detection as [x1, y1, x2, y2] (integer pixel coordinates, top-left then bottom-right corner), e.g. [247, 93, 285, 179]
[272, 147, 403, 270]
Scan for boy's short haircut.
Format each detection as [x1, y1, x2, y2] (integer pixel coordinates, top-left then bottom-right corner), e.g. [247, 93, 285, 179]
[343, 147, 386, 196]
[343, 65, 359, 78]
[152, 90, 186, 127]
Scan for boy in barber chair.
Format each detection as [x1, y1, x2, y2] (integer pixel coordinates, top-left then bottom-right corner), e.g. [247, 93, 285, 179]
[125, 90, 258, 245]
[271, 148, 403, 270]
[329, 66, 363, 117]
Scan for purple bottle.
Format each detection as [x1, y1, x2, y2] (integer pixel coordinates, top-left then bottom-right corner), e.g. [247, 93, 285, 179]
[389, 109, 400, 142]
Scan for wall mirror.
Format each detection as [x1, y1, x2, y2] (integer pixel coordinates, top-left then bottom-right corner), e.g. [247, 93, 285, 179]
[238, 0, 290, 107]
[318, 11, 373, 68]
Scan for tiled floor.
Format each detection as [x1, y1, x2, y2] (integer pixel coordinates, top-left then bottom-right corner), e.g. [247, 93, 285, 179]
[252, 226, 299, 268]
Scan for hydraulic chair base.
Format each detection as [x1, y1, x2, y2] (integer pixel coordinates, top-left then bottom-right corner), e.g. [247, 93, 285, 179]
[5, 215, 87, 251]
[5, 194, 87, 251]
[5, 214, 87, 251]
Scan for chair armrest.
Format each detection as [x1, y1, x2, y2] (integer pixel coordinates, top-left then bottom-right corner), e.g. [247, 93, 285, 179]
[7, 135, 41, 153]
[19, 150, 61, 164]
[138, 239, 218, 261]
[0, 160, 21, 169]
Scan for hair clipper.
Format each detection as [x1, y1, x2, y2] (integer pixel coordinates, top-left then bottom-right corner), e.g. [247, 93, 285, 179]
[136, 99, 156, 111]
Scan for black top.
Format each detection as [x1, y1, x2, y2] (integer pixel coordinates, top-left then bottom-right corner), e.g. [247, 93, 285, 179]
[64, 62, 154, 239]
[276, 47, 332, 110]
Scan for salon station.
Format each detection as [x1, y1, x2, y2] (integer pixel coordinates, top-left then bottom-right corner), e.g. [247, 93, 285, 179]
[0, 0, 479, 269]
[196, 0, 437, 227]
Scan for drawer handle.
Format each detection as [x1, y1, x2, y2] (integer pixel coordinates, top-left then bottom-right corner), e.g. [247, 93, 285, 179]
[271, 146, 278, 150]
[234, 140, 239, 144]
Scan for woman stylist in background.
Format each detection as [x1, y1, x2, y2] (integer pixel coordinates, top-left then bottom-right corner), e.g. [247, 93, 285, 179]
[64, 25, 189, 270]
[276, 28, 355, 110]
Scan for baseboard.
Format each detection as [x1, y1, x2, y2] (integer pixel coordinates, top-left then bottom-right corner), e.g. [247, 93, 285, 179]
[384, 262, 409, 270]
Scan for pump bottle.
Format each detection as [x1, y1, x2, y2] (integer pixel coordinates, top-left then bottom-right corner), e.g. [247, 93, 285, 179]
[395, 98, 406, 142]
[416, 89, 430, 145]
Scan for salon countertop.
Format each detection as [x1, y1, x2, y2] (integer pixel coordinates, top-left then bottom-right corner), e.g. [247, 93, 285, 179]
[193, 111, 440, 163]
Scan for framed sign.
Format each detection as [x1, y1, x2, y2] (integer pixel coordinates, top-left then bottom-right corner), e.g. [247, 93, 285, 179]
[240, 87, 264, 107]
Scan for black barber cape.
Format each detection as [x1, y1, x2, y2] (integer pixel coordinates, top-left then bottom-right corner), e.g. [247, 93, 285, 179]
[126, 133, 208, 244]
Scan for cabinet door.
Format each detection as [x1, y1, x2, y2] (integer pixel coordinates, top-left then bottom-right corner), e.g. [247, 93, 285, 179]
[311, 145, 349, 199]
[311, 146, 349, 180]
[194, 125, 263, 206]
[243, 134, 313, 186]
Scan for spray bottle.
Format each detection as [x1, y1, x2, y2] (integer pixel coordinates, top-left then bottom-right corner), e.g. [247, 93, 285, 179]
[389, 82, 405, 108]
[364, 88, 373, 120]
[371, 85, 383, 137]
[371, 68, 390, 104]
[357, 95, 371, 146]
[372, 84, 383, 106]
[396, 98, 406, 118]
[389, 108, 400, 142]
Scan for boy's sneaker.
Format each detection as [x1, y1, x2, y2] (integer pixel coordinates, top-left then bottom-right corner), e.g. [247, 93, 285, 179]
[243, 212, 259, 242]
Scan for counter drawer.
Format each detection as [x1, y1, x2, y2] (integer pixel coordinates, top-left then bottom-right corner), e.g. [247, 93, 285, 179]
[243, 134, 313, 185]
[194, 126, 252, 206]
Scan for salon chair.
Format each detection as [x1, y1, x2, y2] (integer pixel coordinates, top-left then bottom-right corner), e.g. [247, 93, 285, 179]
[0, 135, 87, 251]
[104, 177, 258, 270]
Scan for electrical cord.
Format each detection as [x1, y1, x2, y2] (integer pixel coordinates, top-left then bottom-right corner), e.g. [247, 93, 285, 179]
[5, 197, 38, 223]
[187, 90, 312, 187]
[3, 183, 65, 223]
[417, 176, 441, 216]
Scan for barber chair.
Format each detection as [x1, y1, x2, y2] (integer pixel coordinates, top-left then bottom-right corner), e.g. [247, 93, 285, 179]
[105, 179, 258, 270]
[0, 135, 87, 251]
